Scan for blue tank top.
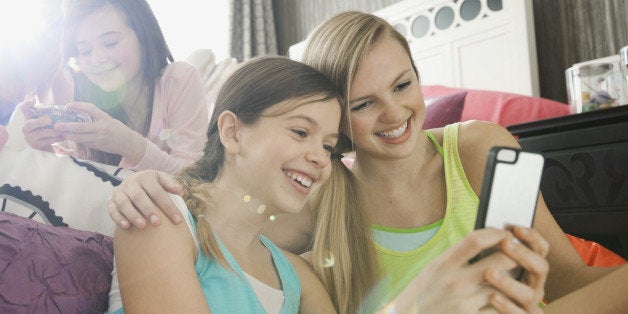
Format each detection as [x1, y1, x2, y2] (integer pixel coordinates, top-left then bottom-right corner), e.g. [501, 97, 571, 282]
[108, 195, 302, 314]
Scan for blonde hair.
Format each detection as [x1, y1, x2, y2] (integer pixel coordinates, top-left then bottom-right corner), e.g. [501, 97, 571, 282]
[177, 56, 342, 267]
[308, 157, 375, 313]
[302, 11, 419, 313]
[302, 11, 418, 153]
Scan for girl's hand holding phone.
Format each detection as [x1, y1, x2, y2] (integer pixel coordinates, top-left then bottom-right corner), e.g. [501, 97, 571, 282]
[494, 225, 549, 313]
[387, 227, 548, 314]
[472, 147, 545, 280]
[20, 100, 65, 151]
[53, 102, 147, 164]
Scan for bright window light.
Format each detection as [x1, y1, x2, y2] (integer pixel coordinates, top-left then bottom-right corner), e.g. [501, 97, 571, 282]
[0, 0, 49, 50]
[0, 1, 229, 61]
[147, 0, 229, 61]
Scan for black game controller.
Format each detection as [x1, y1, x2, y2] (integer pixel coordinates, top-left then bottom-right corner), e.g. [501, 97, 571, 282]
[30, 106, 92, 123]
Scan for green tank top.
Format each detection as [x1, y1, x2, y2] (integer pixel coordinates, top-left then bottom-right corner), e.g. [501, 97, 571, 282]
[366, 123, 479, 311]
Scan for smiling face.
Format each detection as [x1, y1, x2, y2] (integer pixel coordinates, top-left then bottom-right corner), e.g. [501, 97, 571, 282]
[73, 5, 142, 93]
[347, 35, 425, 160]
[234, 96, 341, 215]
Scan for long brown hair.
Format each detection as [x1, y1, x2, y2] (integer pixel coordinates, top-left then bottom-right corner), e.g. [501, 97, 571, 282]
[63, 0, 173, 165]
[177, 56, 344, 268]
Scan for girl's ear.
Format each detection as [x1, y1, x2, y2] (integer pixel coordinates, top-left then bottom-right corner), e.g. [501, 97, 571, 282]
[217, 110, 241, 155]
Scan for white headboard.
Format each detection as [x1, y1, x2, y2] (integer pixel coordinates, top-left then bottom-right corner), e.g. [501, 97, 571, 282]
[374, 0, 539, 96]
[290, 0, 539, 97]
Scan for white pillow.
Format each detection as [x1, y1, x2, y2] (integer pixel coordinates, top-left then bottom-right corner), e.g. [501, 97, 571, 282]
[0, 146, 132, 236]
[186, 49, 217, 83]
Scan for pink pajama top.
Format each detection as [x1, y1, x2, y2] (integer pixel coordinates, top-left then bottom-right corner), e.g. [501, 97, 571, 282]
[70, 62, 208, 175]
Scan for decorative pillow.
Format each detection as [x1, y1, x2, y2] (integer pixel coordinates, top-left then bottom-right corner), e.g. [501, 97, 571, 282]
[422, 85, 570, 127]
[0, 145, 132, 236]
[566, 234, 626, 267]
[0, 211, 113, 313]
[186, 49, 216, 83]
[423, 91, 467, 129]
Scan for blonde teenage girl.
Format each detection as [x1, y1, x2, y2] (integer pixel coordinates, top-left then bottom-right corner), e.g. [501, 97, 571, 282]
[300, 11, 628, 314]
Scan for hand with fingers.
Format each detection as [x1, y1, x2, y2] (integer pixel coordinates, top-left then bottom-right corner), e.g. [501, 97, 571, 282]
[53, 102, 147, 164]
[20, 100, 65, 151]
[108, 170, 184, 229]
[384, 227, 549, 314]
[487, 226, 549, 314]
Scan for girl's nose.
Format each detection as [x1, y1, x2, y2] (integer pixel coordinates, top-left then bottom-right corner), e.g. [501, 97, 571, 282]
[89, 47, 108, 64]
[305, 144, 330, 168]
[380, 98, 406, 123]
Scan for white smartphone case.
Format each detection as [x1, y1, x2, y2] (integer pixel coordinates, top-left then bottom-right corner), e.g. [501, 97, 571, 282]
[475, 147, 545, 230]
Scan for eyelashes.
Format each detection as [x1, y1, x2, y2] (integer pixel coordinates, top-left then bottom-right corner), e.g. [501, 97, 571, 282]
[291, 129, 337, 156]
[351, 80, 413, 111]
[292, 129, 307, 138]
[395, 80, 411, 91]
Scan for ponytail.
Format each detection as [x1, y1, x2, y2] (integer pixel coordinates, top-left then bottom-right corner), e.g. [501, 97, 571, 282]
[309, 158, 380, 313]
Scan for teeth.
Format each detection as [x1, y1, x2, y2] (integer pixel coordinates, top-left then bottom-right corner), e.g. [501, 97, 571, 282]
[284, 171, 312, 188]
[376, 121, 407, 138]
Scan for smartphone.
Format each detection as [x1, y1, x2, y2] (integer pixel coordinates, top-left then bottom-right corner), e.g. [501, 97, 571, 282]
[471, 146, 545, 279]
[30, 106, 92, 123]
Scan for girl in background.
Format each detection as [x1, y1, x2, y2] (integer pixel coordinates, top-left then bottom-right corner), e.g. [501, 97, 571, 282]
[22, 0, 207, 175]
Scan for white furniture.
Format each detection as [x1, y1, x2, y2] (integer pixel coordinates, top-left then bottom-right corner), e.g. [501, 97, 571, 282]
[290, 0, 540, 97]
[374, 0, 539, 96]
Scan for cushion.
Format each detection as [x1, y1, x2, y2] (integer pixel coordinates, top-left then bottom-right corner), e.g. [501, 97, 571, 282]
[422, 85, 570, 127]
[566, 234, 627, 267]
[423, 91, 467, 129]
[0, 211, 113, 313]
[0, 145, 132, 236]
[186, 49, 216, 83]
